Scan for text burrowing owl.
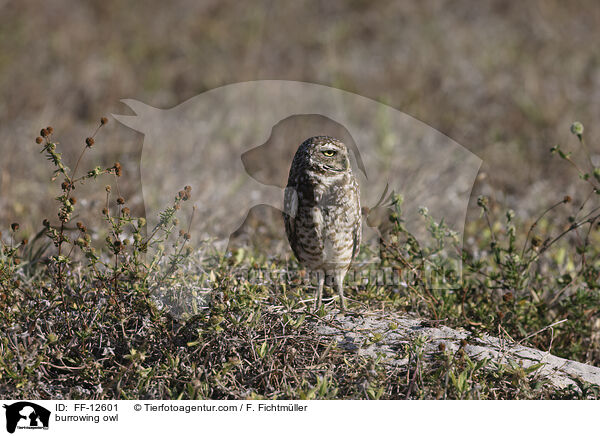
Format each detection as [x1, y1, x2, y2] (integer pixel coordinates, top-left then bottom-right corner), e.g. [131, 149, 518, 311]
[283, 136, 361, 310]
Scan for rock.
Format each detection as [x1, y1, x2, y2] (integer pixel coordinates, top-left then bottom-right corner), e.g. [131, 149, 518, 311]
[314, 310, 600, 389]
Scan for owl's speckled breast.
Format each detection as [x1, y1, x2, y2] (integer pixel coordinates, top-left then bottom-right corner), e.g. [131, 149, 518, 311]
[283, 135, 362, 274]
[292, 171, 360, 270]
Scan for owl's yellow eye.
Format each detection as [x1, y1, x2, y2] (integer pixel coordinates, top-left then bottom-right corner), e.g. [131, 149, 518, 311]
[322, 150, 336, 157]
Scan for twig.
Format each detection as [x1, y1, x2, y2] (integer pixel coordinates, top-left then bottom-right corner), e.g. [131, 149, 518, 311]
[518, 319, 568, 345]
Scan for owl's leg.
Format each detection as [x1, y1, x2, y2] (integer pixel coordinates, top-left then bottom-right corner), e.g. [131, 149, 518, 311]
[334, 269, 347, 312]
[314, 270, 325, 310]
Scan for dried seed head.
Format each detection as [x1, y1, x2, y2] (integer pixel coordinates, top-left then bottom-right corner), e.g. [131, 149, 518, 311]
[43, 219, 50, 228]
[563, 195, 572, 203]
[69, 197, 77, 205]
[11, 223, 19, 232]
[117, 197, 125, 205]
[46, 126, 53, 134]
[179, 229, 185, 237]
[100, 116, 108, 125]
[122, 207, 130, 215]
[102, 207, 109, 215]
[21, 238, 28, 245]
[184, 233, 191, 240]
[570, 121, 584, 136]
[76, 221, 85, 231]
[114, 162, 122, 177]
[178, 186, 191, 200]
[531, 236, 542, 247]
[85, 137, 94, 147]
[40, 128, 48, 137]
[173, 218, 179, 226]
[105, 185, 111, 193]
[61, 181, 70, 191]
[36, 136, 43, 144]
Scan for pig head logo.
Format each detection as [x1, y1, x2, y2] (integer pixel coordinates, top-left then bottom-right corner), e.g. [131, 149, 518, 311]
[113, 80, 480, 280]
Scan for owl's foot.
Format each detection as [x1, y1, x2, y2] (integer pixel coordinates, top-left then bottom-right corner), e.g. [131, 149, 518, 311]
[338, 298, 347, 313]
[334, 273, 347, 313]
[313, 271, 325, 311]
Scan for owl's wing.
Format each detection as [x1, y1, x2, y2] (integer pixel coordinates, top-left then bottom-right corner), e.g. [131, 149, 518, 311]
[283, 185, 298, 239]
[352, 219, 361, 261]
[351, 182, 362, 261]
[284, 186, 298, 217]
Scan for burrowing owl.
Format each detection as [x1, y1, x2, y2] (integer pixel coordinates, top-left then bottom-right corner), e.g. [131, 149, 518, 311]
[283, 136, 361, 310]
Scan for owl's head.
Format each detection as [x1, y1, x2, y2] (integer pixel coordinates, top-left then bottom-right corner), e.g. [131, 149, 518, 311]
[298, 136, 351, 174]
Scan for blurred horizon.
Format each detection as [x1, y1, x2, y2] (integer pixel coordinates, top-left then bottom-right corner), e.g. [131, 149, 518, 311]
[1, 0, 599, 239]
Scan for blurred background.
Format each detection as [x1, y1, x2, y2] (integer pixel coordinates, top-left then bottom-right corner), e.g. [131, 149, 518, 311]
[1, 0, 599, 240]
